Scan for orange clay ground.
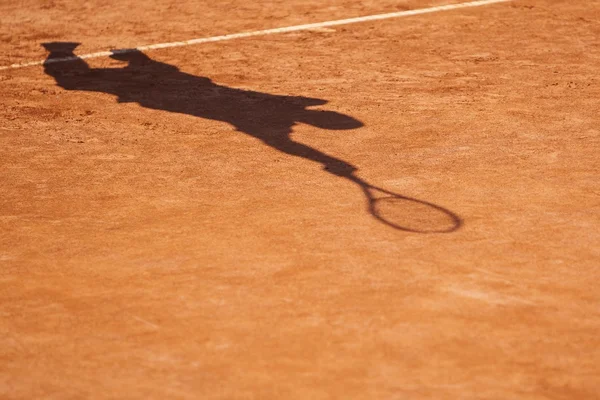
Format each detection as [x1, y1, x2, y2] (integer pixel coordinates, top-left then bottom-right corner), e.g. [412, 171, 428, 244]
[1, 0, 599, 399]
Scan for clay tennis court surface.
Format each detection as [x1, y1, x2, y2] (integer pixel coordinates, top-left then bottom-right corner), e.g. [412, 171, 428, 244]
[1, 0, 599, 398]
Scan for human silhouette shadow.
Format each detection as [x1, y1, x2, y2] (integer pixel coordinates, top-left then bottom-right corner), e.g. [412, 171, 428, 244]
[42, 42, 462, 233]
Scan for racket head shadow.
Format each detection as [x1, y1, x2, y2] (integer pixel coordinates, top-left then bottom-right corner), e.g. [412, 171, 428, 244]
[370, 195, 461, 233]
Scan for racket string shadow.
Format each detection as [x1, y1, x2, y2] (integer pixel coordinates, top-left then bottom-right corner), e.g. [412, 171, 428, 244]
[41, 42, 461, 233]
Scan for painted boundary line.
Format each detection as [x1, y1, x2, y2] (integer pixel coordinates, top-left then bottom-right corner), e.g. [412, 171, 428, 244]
[0, 0, 512, 71]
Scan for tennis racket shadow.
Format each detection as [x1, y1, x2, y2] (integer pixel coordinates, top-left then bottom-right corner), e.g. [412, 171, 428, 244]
[348, 175, 462, 233]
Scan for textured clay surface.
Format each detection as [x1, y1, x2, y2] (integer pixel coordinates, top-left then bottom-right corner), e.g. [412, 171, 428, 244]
[1, 0, 599, 399]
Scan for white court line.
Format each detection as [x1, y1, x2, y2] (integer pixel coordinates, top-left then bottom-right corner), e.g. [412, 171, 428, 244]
[0, 0, 513, 71]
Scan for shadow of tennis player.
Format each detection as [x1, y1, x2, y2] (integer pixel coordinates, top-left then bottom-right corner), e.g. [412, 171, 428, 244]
[42, 42, 462, 233]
